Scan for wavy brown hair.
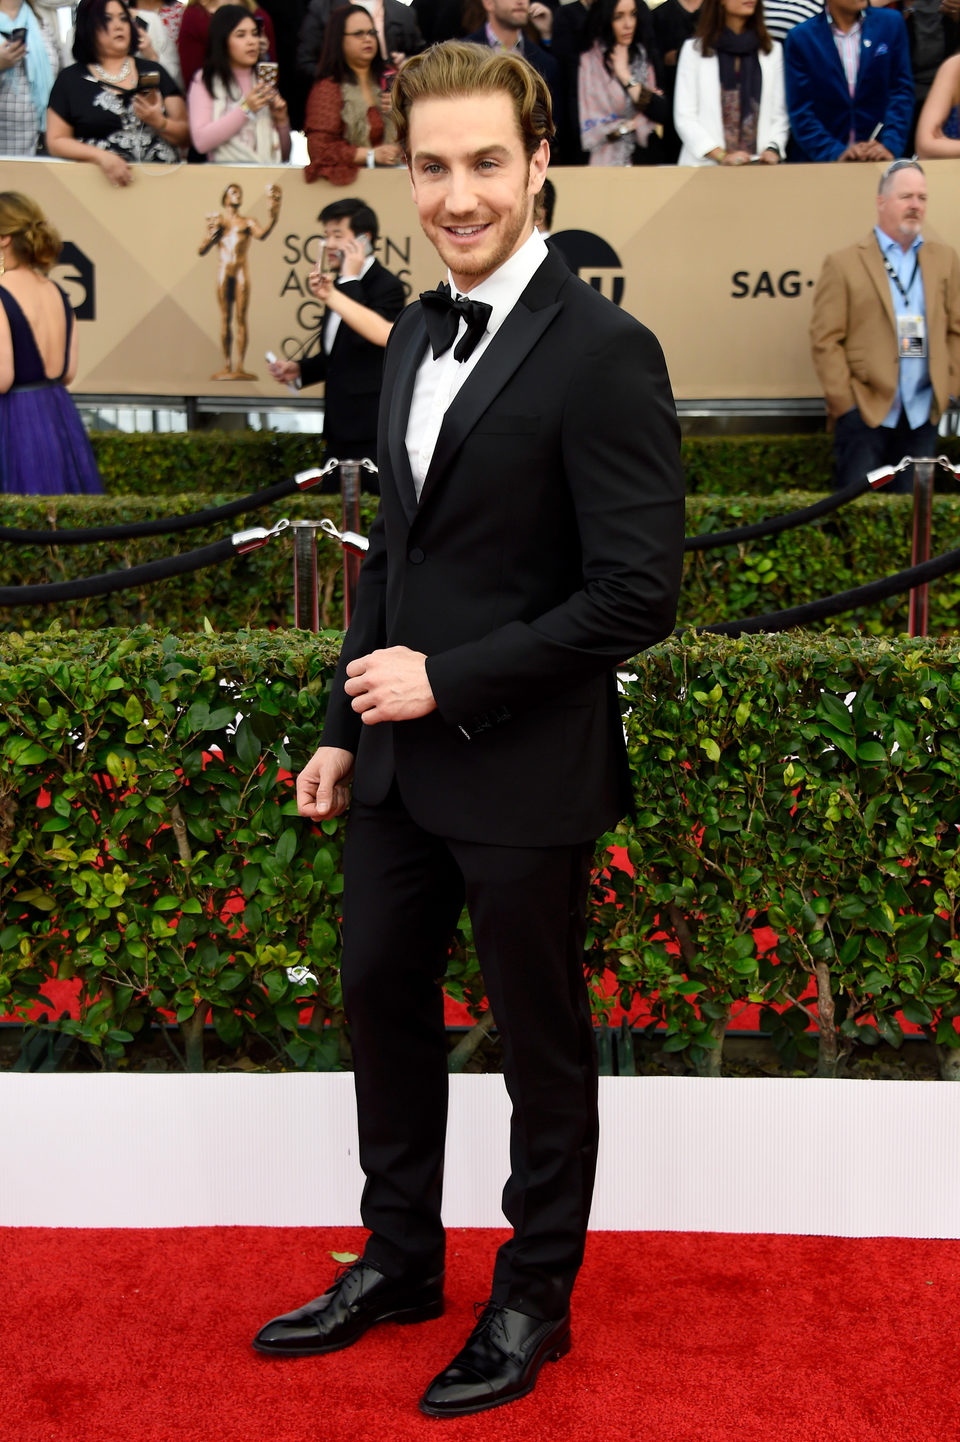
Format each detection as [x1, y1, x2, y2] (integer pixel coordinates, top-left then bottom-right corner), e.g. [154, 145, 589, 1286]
[0, 192, 62, 274]
[695, 0, 772, 57]
[391, 41, 555, 159]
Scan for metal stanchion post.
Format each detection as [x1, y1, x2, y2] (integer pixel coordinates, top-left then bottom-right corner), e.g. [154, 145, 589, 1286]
[289, 519, 324, 631]
[339, 459, 362, 626]
[909, 459, 935, 637]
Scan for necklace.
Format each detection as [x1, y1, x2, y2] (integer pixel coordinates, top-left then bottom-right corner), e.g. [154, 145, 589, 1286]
[91, 56, 133, 84]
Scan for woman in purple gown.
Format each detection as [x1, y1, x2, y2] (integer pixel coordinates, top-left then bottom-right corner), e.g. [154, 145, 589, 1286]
[0, 191, 103, 495]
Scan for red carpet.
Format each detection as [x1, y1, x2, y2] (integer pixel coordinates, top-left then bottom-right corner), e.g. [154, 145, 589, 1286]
[2, 1227, 957, 1442]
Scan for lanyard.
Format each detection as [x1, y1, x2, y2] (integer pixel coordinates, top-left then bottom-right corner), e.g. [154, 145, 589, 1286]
[879, 241, 921, 307]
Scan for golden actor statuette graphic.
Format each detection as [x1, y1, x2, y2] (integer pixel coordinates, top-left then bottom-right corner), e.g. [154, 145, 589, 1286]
[200, 181, 282, 381]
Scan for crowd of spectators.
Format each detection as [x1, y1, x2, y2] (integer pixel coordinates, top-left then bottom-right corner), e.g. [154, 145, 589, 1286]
[1, 0, 959, 172]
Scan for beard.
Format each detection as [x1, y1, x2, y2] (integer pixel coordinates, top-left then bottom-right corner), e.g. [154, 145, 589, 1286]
[427, 197, 532, 288]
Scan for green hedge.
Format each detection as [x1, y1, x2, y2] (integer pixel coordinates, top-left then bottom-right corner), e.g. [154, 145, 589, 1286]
[2, 629, 959, 1076]
[3, 491, 959, 636]
[85, 430, 960, 499]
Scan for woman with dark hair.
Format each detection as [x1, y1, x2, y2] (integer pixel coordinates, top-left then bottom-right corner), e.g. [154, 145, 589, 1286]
[177, 0, 275, 90]
[46, 0, 187, 186]
[674, 0, 788, 164]
[304, 3, 400, 184]
[187, 3, 289, 160]
[0, 191, 103, 495]
[0, 0, 60, 156]
[577, 0, 667, 165]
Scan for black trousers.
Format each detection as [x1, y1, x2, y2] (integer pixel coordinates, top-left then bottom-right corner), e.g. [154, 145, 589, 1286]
[833, 408, 937, 495]
[339, 785, 598, 1320]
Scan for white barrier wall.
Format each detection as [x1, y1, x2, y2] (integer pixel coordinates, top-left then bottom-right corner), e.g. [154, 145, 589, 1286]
[2, 1073, 958, 1236]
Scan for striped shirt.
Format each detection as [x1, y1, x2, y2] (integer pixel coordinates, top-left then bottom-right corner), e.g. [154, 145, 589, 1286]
[762, 0, 821, 43]
[830, 11, 863, 97]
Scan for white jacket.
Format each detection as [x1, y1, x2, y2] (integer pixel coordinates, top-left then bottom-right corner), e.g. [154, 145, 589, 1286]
[674, 37, 789, 166]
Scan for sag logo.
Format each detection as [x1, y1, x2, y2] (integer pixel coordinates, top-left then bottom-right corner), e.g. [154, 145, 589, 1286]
[51, 242, 96, 320]
[550, 231, 625, 307]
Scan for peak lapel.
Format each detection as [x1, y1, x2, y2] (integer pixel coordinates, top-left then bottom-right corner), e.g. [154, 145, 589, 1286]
[386, 310, 429, 526]
[415, 253, 566, 513]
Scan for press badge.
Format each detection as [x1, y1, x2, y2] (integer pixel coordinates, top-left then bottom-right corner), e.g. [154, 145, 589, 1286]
[898, 314, 927, 358]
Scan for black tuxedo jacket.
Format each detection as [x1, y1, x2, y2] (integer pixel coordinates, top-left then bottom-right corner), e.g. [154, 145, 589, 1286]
[321, 247, 685, 847]
[299, 259, 406, 445]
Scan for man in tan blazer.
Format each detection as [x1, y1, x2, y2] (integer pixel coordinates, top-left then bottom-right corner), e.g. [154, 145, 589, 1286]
[810, 159, 960, 493]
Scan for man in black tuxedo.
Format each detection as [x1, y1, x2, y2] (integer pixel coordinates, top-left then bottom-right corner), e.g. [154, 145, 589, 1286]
[254, 43, 685, 1417]
[268, 198, 406, 473]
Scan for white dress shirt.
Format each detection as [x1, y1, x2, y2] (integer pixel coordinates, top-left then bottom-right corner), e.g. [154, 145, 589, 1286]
[406, 228, 549, 500]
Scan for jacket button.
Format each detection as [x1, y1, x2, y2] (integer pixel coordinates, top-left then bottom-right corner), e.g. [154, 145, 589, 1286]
[409, 547, 425, 564]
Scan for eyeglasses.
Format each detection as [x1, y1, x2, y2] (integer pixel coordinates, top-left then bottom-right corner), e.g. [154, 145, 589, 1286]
[344, 26, 378, 37]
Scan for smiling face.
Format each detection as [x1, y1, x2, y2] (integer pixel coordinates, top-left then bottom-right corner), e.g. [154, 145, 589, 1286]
[342, 12, 378, 70]
[611, 0, 637, 47]
[877, 166, 927, 250]
[407, 89, 548, 294]
[97, 0, 132, 60]
[227, 15, 261, 69]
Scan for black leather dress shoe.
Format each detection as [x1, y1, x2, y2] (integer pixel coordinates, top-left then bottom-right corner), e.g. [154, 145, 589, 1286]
[419, 1303, 571, 1417]
[252, 1259, 444, 1357]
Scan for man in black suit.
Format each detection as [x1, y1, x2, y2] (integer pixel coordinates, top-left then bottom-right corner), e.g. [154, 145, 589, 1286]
[466, 0, 565, 145]
[254, 43, 685, 1417]
[268, 198, 406, 473]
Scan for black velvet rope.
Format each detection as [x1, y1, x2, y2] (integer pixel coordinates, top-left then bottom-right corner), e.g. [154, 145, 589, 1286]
[0, 476, 301, 546]
[691, 544, 960, 637]
[684, 475, 870, 551]
[0, 536, 239, 606]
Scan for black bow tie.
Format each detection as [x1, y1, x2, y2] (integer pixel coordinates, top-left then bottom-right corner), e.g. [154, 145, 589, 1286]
[419, 282, 492, 363]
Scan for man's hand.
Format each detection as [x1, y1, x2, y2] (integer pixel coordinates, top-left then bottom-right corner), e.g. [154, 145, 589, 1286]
[296, 745, 355, 820]
[338, 234, 367, 278]
[268, 357, 300, 384]
[529, 1, 553, 40]
[344, 647, 437, 724]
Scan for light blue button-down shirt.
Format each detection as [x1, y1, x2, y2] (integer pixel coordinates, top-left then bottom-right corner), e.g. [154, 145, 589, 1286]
[874, 225, 932, 431]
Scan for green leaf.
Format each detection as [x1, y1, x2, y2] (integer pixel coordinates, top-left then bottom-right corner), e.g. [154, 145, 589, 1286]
[857, 742, 888, 764]
[235, 719, 261, 770]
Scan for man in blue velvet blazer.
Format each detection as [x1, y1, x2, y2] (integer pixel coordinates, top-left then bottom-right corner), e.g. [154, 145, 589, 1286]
[784, 0, 914, 162]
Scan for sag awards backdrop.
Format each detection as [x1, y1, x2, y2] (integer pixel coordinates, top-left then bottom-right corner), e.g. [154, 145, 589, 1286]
[6, 155, 960, 403]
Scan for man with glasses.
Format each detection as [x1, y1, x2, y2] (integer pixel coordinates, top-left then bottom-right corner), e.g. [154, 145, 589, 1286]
[810, 159, 960, 492]
[296, 0, 424, 84]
